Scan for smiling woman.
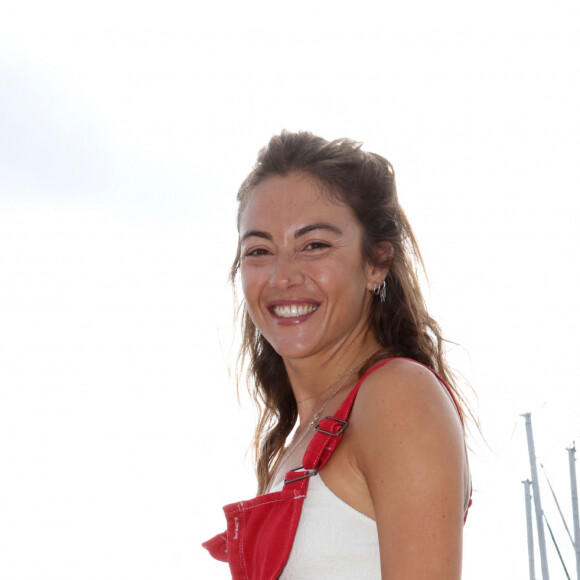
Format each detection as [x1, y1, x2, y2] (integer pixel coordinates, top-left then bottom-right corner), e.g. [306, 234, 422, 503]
[203, 130, 473, 579]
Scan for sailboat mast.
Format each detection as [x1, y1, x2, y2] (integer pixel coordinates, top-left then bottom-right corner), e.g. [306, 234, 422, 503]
[567, 443, 580, 580]
[522, 412, 550, 579]
[523, 479, 536, 580]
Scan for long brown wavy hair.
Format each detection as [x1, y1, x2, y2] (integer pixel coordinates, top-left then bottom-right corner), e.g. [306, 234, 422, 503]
[231, 130, 473, 495]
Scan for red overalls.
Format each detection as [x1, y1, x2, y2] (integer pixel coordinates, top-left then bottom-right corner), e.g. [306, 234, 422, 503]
[202, 358, 471, 580]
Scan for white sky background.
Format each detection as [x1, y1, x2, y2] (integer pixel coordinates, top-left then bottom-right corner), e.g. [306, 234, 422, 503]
[0, 1, 579, 578]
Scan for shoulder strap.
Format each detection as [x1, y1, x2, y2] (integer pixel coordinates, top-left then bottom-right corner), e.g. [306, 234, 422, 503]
[300, 358, 394, 472]
[300, 357, 463, 472]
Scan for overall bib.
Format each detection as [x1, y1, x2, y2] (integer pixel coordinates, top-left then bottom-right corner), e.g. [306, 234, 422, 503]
[202, 358, 471, 580]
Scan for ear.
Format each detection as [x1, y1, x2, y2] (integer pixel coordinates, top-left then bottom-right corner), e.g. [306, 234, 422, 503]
[365, 241, 393, 291]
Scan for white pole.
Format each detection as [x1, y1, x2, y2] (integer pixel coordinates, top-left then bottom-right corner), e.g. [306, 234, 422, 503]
[567, 443, 580, 580]
[523, 479, 536, 580]
[522, 412, 550, 579]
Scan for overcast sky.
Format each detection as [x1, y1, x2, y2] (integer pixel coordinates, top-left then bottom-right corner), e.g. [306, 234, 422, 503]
[1, 1, 579, 578]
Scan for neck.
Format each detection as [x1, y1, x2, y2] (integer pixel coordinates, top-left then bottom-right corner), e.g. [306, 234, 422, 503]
[283, 334, 380, 424]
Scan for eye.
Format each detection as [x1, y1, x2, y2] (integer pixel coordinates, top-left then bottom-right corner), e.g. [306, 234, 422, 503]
[244, 248, 271, 257]
[304, 241, 330, 251]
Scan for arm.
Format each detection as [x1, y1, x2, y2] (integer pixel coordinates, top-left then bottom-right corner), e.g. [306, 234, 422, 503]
[352, 359, 468, 579]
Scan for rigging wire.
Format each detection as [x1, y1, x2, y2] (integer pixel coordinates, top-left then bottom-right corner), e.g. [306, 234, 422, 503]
[540, 463, 575, 548]
[543, 512, 571, 580]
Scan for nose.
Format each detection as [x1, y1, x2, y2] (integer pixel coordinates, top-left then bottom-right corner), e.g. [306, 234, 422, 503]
[269, 252, 304, 289]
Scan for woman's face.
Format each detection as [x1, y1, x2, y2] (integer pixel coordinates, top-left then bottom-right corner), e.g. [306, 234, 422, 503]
[238, 172, 380, 361]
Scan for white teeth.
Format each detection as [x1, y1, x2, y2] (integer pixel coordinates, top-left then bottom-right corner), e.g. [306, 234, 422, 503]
[273, 304, 319, 318]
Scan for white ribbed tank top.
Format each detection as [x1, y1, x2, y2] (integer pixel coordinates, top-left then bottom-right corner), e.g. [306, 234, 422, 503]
[273, 474, 381, 579]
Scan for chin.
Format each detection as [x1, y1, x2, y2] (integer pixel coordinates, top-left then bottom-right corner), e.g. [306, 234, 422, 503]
[264, 337, 320, 361]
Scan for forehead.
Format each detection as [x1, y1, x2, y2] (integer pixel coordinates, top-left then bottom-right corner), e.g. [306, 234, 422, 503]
[239, 173, 358, 234]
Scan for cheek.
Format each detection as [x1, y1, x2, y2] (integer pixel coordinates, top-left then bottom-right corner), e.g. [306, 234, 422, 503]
[240, 265, 262, 304]
[312, 257, 365, 290]
[240, 267, 252, 298]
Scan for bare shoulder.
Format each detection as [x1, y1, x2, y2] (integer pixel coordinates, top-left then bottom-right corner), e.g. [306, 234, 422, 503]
[349, 358, 468, 504]
[350, 358, 467, 577]
[351, 358, 464, 441]
[350, 358, 465, 470]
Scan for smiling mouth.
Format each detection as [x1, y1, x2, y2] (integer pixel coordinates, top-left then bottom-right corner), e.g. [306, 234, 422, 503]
[271, 304, 319, 318]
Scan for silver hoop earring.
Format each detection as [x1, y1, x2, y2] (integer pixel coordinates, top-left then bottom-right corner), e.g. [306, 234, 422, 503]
[371, 281, 386, 302]
[379, 280, 387, 303]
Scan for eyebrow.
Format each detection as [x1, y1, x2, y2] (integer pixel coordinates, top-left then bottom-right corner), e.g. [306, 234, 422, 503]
[294, 223, 343, 238]
[241, 230, 273, 243]
[241, 223, 343, 243]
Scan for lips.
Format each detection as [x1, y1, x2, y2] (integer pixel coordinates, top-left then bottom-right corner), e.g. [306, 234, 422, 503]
[271, 303, 320, 318]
